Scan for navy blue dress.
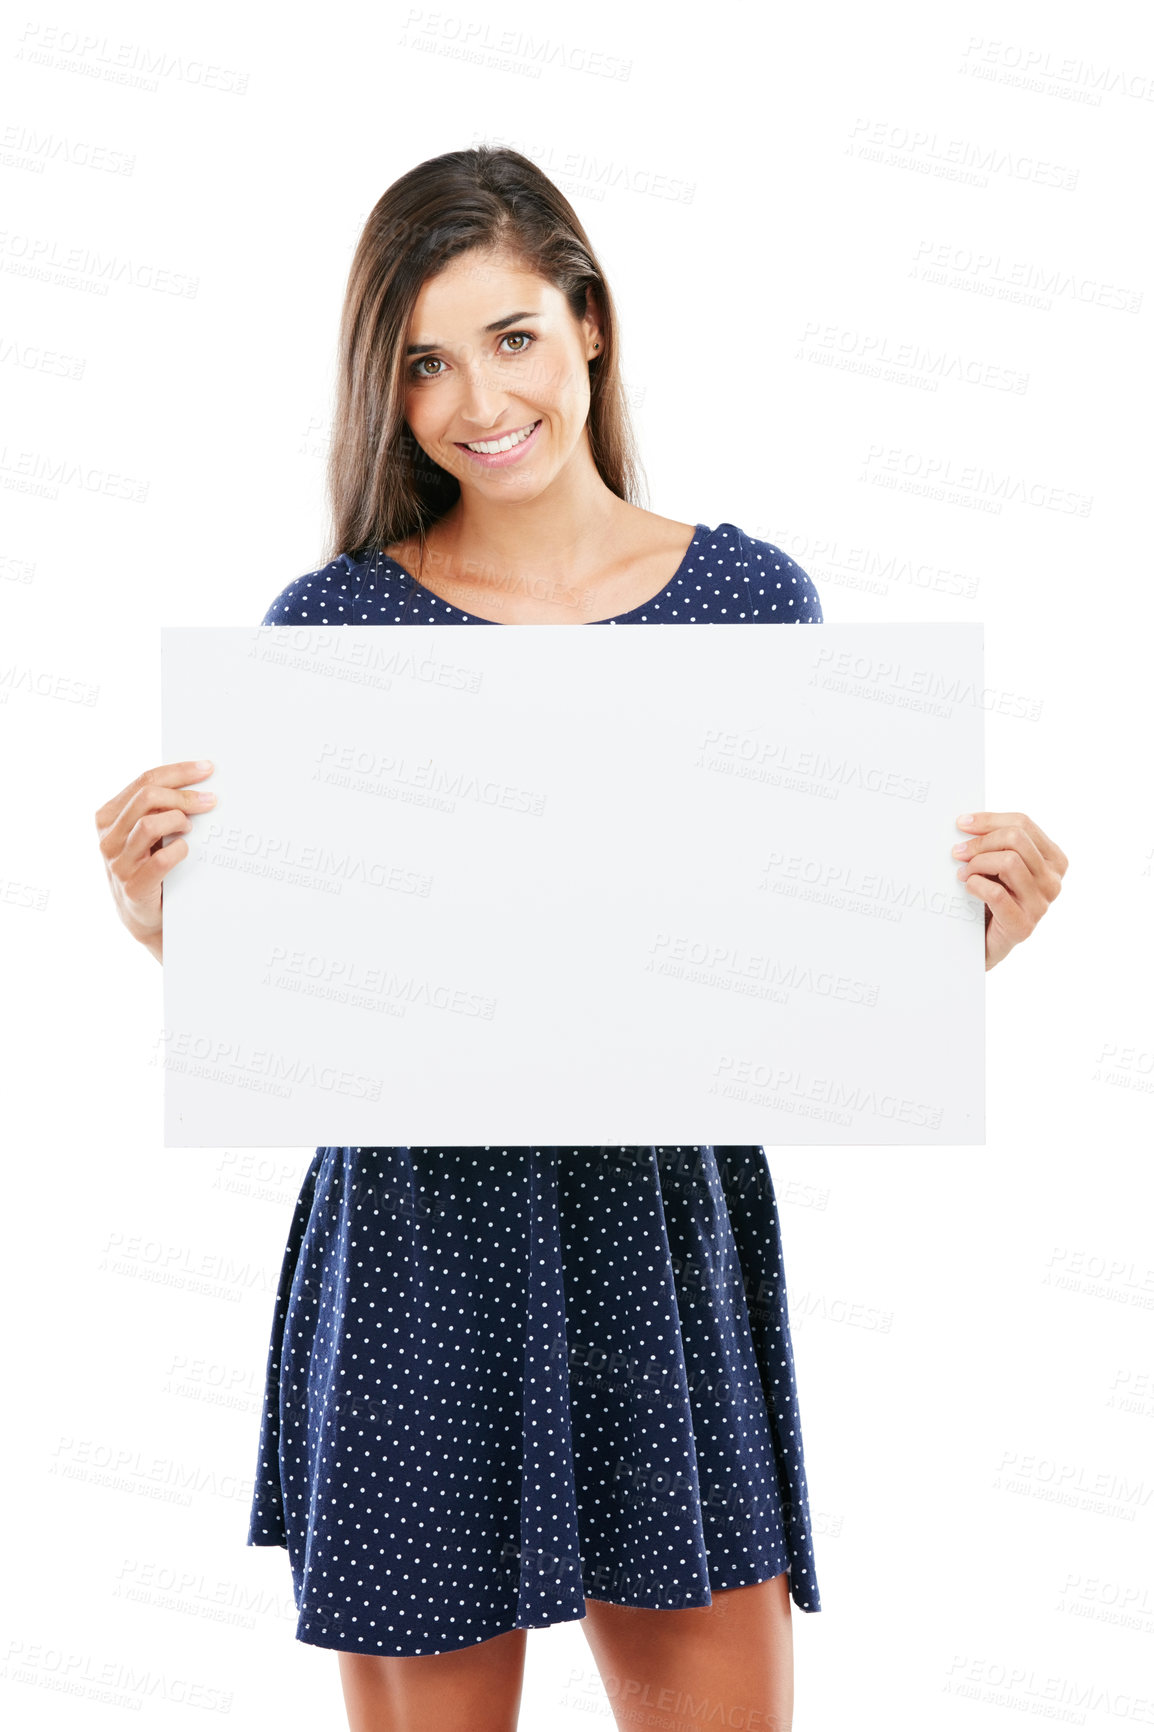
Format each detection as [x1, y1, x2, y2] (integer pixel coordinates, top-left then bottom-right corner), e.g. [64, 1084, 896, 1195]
[246, 521, 825, 1656]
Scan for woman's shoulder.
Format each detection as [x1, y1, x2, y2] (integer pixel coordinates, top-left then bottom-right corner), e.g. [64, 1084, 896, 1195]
[259, 548, 394, 626]
[708, 521, 824, 622]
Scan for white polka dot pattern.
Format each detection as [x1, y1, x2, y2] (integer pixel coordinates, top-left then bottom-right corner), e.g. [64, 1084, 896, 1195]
[257, 521, 823, 630]
[246, 524, 825, 1657]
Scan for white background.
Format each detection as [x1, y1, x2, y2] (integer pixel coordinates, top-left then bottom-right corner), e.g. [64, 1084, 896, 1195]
[3, 0, 1151, 1726]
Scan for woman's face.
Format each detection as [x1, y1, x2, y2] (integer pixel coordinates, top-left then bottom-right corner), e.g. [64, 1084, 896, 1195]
[401, 248, 600, 502]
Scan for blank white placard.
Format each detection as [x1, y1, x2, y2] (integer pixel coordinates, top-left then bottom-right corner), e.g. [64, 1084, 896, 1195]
[160, 622, 984, 1146]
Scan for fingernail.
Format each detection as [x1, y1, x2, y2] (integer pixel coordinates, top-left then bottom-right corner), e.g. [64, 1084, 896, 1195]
[195, 759, 214, 771]
[195, 792, 216, 804]
[952, 842, 967, 856]
[956, 813, 974, 827]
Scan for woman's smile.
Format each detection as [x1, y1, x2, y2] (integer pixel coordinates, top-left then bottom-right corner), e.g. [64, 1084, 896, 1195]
[453, 417, 543, 466]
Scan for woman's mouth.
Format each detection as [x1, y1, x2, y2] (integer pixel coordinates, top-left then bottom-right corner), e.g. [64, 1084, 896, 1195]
[454, 418, 543, 467]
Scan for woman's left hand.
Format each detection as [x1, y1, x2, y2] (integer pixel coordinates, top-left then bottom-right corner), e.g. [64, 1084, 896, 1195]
[952, 811, 1068, 971]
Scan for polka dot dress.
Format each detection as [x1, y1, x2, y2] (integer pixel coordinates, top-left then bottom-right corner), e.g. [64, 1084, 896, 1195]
[246, 523, 825, 1656]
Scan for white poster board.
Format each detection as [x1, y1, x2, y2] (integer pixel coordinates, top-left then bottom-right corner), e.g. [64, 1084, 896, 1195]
[160, 623, 984, 1146]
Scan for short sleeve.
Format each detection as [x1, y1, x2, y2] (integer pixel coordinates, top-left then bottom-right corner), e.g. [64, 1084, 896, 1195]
[738, 529, 823, 623]
[259, 555, 355, 626]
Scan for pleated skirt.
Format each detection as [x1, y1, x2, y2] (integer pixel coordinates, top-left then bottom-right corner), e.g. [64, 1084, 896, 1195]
[246, 1143, 821, 1656]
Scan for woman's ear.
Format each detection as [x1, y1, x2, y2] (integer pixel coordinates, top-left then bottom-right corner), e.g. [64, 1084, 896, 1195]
[583, 284, 604, 355]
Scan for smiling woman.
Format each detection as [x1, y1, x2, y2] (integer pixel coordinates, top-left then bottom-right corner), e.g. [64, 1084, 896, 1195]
[221, 141, 1067, 1732]
[406, 293, 554, 472]
[87, 126, 1073, 1732]
[321, 154, 671, 634]
[242, 147, 826, 1732]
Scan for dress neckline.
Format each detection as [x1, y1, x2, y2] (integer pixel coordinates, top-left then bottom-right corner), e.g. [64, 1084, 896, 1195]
[378, 522, 709, 626]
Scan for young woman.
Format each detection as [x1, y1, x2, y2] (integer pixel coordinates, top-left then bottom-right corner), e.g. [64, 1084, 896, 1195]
[96, 146, 1068, 1732]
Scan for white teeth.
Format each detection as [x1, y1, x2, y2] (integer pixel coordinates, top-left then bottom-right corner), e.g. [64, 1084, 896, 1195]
[464, 420, 538, 454]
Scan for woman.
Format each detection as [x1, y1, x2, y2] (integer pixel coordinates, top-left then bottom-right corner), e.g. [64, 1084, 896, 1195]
[96, 146, 1068, 1732]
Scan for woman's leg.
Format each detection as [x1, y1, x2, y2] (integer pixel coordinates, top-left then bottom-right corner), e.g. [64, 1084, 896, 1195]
[336, 1625, 528, 1732]
[580, 1571, 794, 1732]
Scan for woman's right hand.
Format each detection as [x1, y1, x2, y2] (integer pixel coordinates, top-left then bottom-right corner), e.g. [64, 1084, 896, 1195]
[95, 759, 217, 962]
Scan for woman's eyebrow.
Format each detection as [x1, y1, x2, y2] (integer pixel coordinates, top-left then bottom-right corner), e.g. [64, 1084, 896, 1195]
[405, 311, 542, 356]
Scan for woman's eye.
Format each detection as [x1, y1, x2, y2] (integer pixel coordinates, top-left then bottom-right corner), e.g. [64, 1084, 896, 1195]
[408, 331, 535, 381]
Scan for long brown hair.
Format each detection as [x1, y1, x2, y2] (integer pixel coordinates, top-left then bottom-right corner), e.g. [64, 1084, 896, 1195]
[325, 145, 647, 566]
